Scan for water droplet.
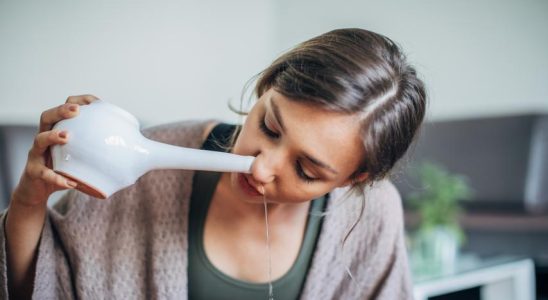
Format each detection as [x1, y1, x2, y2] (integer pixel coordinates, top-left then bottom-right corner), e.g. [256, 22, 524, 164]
[64, 154, 71, 161]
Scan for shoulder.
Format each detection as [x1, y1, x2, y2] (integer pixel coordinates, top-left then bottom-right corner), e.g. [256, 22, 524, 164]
[365, 179, 403, 216]
[364, 179, 404, 229]
[329, 179, 404, 237]
[338, 179, 403, 216]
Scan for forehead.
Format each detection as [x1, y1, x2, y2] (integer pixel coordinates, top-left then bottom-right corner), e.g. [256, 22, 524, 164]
[266, 90, 364, 173]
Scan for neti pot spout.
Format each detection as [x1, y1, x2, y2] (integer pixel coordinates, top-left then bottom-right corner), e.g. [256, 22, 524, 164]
[142, 137, 254, 173]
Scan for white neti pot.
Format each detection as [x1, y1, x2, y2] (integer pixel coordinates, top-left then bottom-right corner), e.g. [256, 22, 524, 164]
[51, 100, 254, 199]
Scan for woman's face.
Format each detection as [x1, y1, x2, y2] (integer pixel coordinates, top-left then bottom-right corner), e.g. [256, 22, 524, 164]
[230, 88, 367, 204]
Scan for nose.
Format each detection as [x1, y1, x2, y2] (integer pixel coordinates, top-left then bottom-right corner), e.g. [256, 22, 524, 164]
[249, 151, 282, 184]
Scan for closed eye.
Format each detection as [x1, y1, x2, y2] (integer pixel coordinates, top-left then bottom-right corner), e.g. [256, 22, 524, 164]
[258, 116, 280, 139]
[295, 162, 318, 183]
[258, 116, 319, 183]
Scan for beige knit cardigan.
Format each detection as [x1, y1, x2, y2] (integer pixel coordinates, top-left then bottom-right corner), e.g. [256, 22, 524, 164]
[0, 120, 413, 299]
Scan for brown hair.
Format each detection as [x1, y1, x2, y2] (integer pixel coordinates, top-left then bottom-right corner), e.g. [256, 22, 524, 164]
[253, 28, 427, 185]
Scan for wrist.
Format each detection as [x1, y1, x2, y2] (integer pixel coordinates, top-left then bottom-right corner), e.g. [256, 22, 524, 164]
[9, 192, 48, 219]
[10, 185, 48, 209]
[9, 197, 47, 211]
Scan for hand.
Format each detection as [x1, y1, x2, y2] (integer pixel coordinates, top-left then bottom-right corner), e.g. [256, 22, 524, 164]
[10, 95, 100, 207]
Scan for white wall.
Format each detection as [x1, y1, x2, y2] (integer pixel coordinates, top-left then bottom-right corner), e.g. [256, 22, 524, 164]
[272, 0, 548, 121]
[1, 0, 547, 125]
[0, 0, 275, 126]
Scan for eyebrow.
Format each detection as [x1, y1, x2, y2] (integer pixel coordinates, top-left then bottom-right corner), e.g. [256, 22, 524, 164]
[269, 95, 339, 175]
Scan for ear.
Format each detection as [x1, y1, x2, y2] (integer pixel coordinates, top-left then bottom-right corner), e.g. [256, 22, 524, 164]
[338, 172, 369, 187]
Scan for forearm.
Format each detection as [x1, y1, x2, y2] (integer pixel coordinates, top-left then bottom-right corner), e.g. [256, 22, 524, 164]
[5, 197, 47, 298]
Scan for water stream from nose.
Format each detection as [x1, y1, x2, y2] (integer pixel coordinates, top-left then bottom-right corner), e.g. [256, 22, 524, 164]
[260, 185, 275, 300]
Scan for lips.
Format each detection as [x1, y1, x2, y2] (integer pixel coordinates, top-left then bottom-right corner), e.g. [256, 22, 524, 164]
[238, 173, 263, 197]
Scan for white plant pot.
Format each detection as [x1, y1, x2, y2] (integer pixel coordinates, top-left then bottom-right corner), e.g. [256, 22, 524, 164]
[412, 225, 460, 275]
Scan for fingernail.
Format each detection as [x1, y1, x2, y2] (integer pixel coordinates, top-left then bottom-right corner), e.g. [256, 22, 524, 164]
[59, 131, 67, 138]
[67, 180, 78, 188]
[68, 104, 77, 112]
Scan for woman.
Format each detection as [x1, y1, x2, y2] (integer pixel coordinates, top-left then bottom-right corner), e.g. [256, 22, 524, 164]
[2, 28, 426, 299]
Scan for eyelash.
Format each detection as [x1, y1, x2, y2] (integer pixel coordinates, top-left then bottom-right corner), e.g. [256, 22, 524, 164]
[258, 117, 280, 139]
[295, 163, 316, 183]
[258, 116, 317, 183]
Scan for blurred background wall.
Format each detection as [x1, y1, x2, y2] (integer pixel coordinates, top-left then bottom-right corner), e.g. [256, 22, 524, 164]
[1, 0, 547, 126]
[0, 0, 275, 126]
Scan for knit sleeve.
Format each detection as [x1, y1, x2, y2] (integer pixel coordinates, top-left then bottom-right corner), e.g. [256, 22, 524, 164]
[0, 190, 84, 299]
[0, 210, 10, 298]
[371, 219, 414, 300]
[299, 180, 414, 300]
[360, 180, 414, 300]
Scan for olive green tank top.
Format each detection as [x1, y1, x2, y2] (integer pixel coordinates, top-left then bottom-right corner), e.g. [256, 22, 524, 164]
[188, 123, 326, 300]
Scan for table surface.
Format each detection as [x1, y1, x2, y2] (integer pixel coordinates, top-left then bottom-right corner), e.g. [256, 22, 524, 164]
[411, 253, 535, 300]
[412, 253, 526, 283]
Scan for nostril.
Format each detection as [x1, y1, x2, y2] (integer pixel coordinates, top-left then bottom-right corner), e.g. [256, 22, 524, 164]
[250, 159, 263, 178]
[249, 154, 276, 184]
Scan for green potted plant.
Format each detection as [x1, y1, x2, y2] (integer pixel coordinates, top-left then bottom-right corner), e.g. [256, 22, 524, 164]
[408, 161, 473, 273]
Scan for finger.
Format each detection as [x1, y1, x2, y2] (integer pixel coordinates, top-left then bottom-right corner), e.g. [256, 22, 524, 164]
[65, 94, 100, 105]
[39, 103, 79, 133]
[39, 95, 100, 132]
[29, 130, 68, 156]
[26, 164, 77, 189]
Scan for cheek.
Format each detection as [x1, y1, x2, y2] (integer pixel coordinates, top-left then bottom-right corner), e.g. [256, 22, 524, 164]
[275, 180, 335, 203]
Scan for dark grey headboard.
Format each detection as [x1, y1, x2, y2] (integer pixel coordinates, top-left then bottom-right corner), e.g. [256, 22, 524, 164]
[0, 125, 37, 209]
[393, 114, 548, 214]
